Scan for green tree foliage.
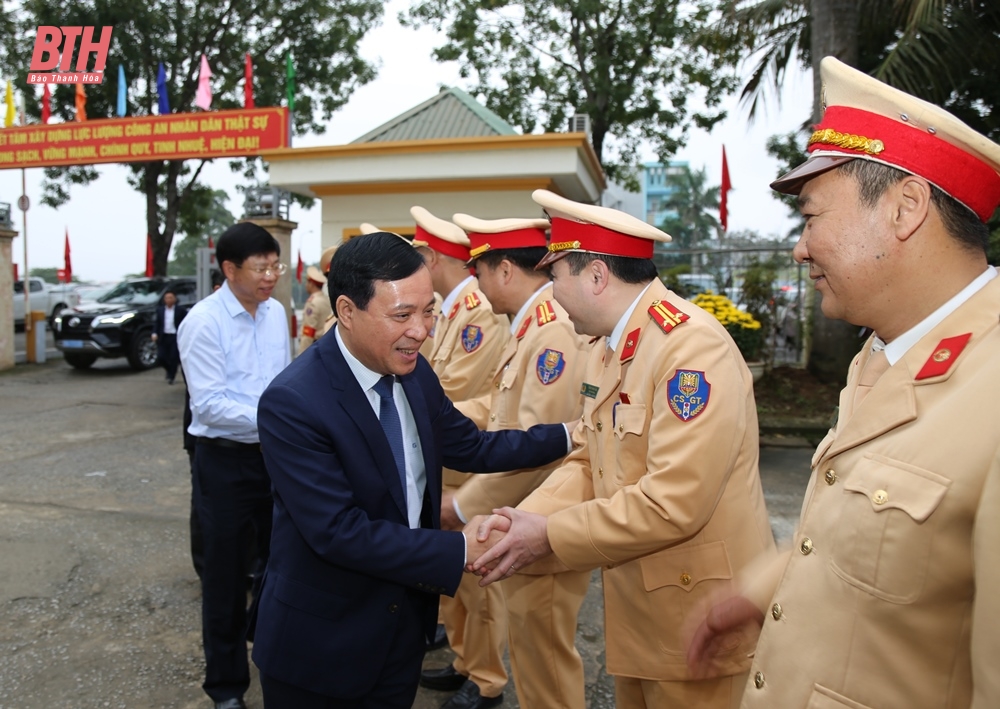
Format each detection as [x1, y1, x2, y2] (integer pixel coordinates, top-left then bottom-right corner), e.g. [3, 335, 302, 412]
[658, 165, 720, 249]
[168, 188, 235, 276]
[402, 0, 737, 188]
[710, 0, 1000, 141]
[0, 0, 382, 275]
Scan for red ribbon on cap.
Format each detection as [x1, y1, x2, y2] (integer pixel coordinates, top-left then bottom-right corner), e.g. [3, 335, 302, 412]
[811, 106, 1000, 222]
[415, 225, 471, 262]
[467, 228, 547, 257]
[549, 218, 654, 259]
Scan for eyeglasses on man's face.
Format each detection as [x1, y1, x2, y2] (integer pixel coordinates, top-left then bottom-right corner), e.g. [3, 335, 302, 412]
[240, 261, 287, 278]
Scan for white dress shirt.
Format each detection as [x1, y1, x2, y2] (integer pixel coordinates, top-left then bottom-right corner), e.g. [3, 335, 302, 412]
[178, 281, 291, 443]
[335, 327, 427, 529]
[608, 281, 655, 351]
[874, 266, 997, 364]
[163, 305, 177, 334]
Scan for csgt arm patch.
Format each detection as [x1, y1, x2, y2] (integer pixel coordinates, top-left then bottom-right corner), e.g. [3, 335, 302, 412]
[667, 369, 710, 422]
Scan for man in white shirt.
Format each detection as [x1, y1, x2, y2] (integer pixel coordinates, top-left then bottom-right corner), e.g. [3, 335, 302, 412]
[178, 222, 291, 709]
[687, 58, 1000, 709]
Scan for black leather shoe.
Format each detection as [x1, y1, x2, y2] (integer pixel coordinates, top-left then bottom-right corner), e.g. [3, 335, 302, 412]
[213, 699, 246, 709]
[420, 663, 467, 691]
[440, 680, 502, 709]
[426, 623, 449, 651]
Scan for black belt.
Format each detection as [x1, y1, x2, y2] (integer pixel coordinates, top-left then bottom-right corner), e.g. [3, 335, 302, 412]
[197, 436, 261, 452]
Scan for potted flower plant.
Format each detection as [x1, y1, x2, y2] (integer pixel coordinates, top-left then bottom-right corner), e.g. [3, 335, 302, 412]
[691, 292, 766, 380]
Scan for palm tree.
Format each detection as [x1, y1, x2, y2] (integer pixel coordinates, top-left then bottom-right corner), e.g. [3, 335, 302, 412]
[659, 166, 721, 250]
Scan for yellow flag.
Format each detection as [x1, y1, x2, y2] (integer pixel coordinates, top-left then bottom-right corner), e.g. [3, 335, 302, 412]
[4, 81, 14, 127]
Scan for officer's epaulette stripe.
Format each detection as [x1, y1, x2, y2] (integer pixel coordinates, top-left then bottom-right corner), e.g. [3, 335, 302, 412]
[648, 300, 689, 334]
[465, 293, 482, 310]
[535, 300, 557, 326]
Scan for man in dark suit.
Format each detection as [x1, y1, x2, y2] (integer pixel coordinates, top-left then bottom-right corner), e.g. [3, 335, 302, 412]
[152, 288, 187, 384]
[253, 232, 571, 708]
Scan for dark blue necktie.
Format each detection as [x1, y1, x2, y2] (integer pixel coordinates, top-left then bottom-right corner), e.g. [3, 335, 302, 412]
[373, 375, 407, 501]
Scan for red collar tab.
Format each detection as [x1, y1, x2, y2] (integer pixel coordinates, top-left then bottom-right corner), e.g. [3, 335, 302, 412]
[536, 300, 557, 326]
[448, 302, 461, 320]
[516, 316, 531, 339]
[464, 293, 481, 310]
[549, 218, 654, 259]
[915, 333, 972, 380]
[468, 228, 548, 258]
[810, 107, 1000, 222]
[648, 300, 690, 334]
[620, 327, 642, 361]
[415, 225, 471, 262]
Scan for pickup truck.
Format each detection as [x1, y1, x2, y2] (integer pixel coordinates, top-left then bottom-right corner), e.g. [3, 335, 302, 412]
[13, 277, 81, 328]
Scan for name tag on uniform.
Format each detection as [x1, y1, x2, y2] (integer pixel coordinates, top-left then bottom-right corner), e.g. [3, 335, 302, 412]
[580, 382, 599, 399]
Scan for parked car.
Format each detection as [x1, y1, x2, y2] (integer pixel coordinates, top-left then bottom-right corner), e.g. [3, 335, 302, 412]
[53, 277, 197, 371]
[13, 277, 81, 328]
[72, 282, 116, 305]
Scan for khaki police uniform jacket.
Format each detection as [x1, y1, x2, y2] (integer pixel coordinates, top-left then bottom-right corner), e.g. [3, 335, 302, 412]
[299, 290, 333, 352]
[520, 278, 776, 681]
[454, 286, 591, 574]
[429, 278, 509, 489]
[740, 276, 1000, 709]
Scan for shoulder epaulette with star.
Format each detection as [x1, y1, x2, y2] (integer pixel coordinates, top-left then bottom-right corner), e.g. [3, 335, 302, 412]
[536, 300, 557, 326]
[648, 299, 689, 334]
[465, 293, 482, 310]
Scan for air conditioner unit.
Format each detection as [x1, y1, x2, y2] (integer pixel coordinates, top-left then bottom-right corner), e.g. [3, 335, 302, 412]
[569, 114, 591, 137]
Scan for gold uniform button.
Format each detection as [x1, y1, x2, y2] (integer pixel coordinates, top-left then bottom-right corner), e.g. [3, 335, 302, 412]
[596, 421, 603, 431]
[388, 603, 399, 613]
[490, 414, 496, 422]
[598, 467, 603, 478]
[495, 382, 500, 389]
[679, 572, 692, 586]
[618, 424, 624, 432]
[872, 489, 888, 505]
[800, 537, 813, 555]
[754, 671, 765, 689]
[500, 381, 506, 388]
[771, 603, 782, 620]
[824, 469, 837, 485]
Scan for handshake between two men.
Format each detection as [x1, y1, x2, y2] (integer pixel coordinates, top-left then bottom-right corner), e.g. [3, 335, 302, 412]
[460, 508, 551, 586]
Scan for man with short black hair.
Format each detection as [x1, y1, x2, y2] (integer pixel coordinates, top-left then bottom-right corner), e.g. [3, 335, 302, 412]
[251, 232, 572, 709]
[178, 222, 291, 709]
[687, 57, 1000, 709]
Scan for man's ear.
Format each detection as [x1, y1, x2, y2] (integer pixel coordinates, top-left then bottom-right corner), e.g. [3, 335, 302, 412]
[590, 259, 611, 295]
[221, 260, 237, 281]
[336, 295, 356, 329]
[892, 175, 932, 242]
[500, 259, 515, 284]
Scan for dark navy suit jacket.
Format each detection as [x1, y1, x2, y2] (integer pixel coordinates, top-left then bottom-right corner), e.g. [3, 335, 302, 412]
[252, 327, 567, 698]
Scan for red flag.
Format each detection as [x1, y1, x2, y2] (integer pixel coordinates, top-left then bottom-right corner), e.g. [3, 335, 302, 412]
[244, 53, 255, 109]
[41, 84, 51, 124]
[75, 83, 87, 122]
[720, 145, 733, 233]
[146, 235, 154, 277]
[296, 251, 304, 283]
[207, 235, 215, 264]
[63, 229, 72, 282]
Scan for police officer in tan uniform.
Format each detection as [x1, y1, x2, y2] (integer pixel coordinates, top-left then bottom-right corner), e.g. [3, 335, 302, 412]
[687, 58, 1000, 709]
[316, 245, 339, 338]
[298, 265, 332, 353]
[445, 213, 593, 709]
[472, 190, 776, 709]
[409, 206, 510, 709]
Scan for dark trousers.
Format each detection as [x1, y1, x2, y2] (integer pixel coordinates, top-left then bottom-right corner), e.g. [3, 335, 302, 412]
[194, 440, 273, 702]
[258, 590, 428, 709]
[158, 333, 179, 381]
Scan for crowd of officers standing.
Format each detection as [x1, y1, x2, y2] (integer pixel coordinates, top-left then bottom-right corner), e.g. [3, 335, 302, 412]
[180, 54, 1000, 709]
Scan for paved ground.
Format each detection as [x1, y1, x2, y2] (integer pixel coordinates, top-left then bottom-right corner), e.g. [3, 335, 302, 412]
[0, 356, 814, 709]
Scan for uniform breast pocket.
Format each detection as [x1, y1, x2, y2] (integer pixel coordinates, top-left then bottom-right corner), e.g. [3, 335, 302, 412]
[831, 455, 950, 602]
[613, 404, 647, 485]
